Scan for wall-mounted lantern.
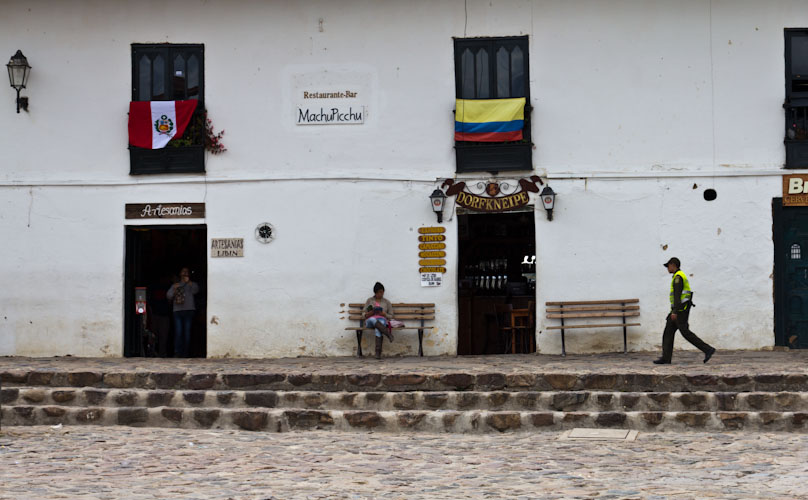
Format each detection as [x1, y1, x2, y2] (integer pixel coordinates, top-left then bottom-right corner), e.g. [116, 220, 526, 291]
[540, 185, 556, 221]
[6, 50, 31, 113]
[429, 188, 446, 223]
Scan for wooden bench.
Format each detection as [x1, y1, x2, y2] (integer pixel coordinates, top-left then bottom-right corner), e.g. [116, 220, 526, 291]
[342, 302, 435, 357]
[545, 299, 640, 356]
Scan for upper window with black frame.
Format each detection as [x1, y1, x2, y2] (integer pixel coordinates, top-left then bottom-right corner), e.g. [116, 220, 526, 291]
[130, 44, 205, 175]
[454, 36, 531, 173]
[785, 30, 808, 168]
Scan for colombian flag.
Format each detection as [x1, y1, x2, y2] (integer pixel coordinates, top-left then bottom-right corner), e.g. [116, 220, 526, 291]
[455, 97, 525, 142]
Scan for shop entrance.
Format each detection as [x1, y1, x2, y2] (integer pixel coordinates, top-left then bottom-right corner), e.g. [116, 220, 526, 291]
[457, 211, 536, 355]
[124, 225, 207, 357]
[774, 199, 808, 348]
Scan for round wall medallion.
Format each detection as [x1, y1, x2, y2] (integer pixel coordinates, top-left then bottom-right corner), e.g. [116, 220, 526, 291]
[255, 222, 275, 243]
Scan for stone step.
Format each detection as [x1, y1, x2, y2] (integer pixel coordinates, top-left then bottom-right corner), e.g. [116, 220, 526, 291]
[3, 370, 808, 393]
[3, 388, 808, 412]
[3, 405, 808, 433]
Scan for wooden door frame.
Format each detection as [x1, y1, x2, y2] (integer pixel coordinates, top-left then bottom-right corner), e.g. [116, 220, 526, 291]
[123, 224, 207, 357]
[773, 198, 786, 347]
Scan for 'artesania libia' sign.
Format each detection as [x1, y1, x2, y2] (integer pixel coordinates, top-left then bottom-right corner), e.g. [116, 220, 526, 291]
[441, 177, 543, 213]
[125, 203, 205, 219]
[211, 238, 244, 257]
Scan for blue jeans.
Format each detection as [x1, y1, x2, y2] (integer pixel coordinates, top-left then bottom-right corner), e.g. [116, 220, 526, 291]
[365, 317, 388, 337]
[173, 310, 195, 357]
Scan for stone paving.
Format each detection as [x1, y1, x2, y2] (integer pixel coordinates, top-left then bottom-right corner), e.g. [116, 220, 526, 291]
[3, 350, 807, 376]
[0, 426, 806, 499]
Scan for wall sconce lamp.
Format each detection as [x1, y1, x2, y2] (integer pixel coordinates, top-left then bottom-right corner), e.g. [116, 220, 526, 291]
[540, 185, 556, 221]
[429, 188, 447, 223]
[7, 50, 31, 113]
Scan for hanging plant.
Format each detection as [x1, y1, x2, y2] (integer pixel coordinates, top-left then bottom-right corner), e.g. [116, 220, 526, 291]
[204, 115, 227, 155]
[169, 109, 226, 154]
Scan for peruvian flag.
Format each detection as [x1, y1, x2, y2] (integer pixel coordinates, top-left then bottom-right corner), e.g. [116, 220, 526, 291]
[128, 100, 198, 149]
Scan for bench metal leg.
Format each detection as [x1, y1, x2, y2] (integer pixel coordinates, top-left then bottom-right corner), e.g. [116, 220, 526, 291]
[560, 306, 567, 356]
[356, 330, 363, 357]
[418, 329, 424, 357]
[622, 303, 628, 354]
[623, 325, 628, 354]
[561, 329, 566, 357]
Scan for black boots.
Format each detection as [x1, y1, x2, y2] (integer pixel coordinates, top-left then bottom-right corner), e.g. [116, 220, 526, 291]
[376, 323, 393, 343]
[374, 335, 383, 359]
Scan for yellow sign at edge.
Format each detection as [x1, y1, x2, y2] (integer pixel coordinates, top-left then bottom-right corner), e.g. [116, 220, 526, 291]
[419, 267, 447, 273]
[418, 226, 446, 234]
[419, 251, 446, 258]
[419, 259, 446, 266]
[418, 243, 446, 250]
[418, 234, 446, 242]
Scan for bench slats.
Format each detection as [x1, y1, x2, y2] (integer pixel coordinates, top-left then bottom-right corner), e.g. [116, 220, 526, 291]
[545, 299, 639, 306]
[545, 305, 639, 313]
[546, 311, 640, 319]
[345, 327, 435, 331]
[348, 315, 435, 321]
[347, 309, 436, 315]
[545, 298, 641, 356]
[546, 322, 641, 330]
[343, 301, 435, 357]
[347, 303, 435, 308]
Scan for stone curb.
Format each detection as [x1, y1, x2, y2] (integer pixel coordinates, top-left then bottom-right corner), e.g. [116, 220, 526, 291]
[3, 388, 808, 412]
[3, 371, 808, 392]
[2, 406, 808, 433]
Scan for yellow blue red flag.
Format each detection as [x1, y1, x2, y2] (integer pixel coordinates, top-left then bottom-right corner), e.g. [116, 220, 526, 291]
[455, 98, 525, 142]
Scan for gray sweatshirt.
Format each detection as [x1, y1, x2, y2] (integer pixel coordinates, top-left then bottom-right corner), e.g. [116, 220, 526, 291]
[167, 281, 199, 312]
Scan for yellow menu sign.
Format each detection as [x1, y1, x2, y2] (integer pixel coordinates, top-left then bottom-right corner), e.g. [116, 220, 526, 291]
[418, 234, 446, 242]
[419, 243, 446, 250]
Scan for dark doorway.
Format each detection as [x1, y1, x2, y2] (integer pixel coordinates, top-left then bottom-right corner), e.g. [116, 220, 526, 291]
[774, 199, 808, 348]
[457, 211, 536, 355]
[124, 225, 207, 357]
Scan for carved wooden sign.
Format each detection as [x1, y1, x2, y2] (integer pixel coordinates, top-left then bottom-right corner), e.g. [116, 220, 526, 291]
[441, 176, 543, 213]
[126, 203, 205, 219]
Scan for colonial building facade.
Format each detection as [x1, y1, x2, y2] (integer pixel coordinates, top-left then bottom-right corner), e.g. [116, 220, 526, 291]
[2, 0, 807, 357]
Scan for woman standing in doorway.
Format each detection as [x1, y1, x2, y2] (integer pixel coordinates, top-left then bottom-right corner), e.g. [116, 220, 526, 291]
[167, 267, 199, 357]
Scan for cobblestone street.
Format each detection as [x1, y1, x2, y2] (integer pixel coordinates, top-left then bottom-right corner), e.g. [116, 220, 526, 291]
[1, 426, 806, 499]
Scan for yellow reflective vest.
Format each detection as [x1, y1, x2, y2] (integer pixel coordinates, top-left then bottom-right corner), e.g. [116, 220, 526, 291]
[669, 270, 693, 309]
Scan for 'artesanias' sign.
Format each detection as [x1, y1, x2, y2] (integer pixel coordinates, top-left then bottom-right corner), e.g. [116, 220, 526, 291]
[126, 203, 205, 219]
[441, 177, 543, 213]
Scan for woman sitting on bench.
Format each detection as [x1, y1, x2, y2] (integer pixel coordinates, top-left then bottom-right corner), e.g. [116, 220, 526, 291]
[364, 282, 394, 359]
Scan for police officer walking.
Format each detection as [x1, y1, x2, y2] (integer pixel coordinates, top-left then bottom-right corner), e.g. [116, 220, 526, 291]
[654, 257, 716, 364]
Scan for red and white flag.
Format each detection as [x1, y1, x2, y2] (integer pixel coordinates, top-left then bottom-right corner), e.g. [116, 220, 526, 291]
[128, 100, 198, 149]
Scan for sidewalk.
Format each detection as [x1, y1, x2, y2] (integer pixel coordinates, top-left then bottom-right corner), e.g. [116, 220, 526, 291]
[2, 350, 807, 377]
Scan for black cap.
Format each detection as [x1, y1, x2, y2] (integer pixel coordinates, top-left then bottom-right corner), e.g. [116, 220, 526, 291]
[663, 257, 681, 268]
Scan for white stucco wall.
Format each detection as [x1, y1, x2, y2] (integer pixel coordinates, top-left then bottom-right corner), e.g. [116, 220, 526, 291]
[1, 0, 804, 356]
[534, 175, 778, 354]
